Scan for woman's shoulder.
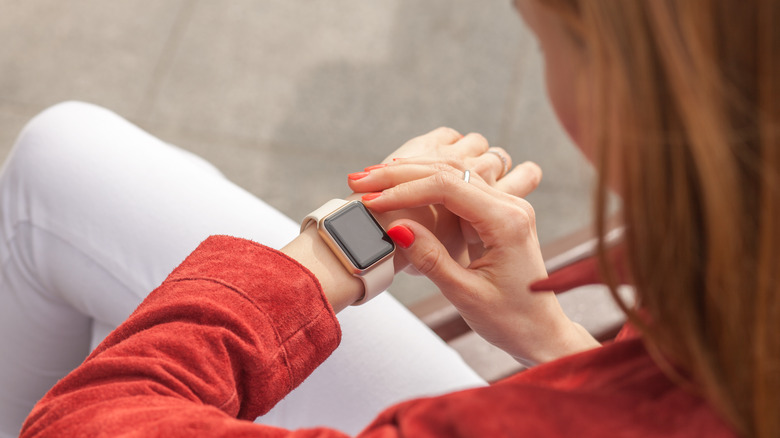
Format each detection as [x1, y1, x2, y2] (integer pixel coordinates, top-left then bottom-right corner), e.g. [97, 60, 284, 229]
[368, 338, 737, 438]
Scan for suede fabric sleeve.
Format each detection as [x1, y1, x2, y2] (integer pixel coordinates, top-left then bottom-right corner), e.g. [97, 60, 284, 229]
[19, 236, 351, 438]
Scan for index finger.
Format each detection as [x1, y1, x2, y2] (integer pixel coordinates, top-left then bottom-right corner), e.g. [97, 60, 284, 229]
[364, 171, 535, 246]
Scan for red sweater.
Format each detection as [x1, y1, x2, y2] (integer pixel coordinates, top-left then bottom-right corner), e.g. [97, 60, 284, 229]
[20, 236, 735, 437]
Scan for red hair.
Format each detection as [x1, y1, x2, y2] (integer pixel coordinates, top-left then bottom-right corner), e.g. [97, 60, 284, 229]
[538, 1, 780, 436]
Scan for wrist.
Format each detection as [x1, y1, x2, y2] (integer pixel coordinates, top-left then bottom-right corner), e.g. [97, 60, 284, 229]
[285, 196, 403, 311]
[280, 225, 364, 312]
[280, 194, 438, 312]
[518, 317, 601, 366]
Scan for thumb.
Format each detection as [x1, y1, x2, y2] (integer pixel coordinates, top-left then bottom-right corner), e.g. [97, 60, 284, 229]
[387, 221, 473, 294]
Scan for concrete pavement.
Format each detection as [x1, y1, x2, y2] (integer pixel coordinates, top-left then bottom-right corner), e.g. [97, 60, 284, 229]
[0, 0, 595, 305]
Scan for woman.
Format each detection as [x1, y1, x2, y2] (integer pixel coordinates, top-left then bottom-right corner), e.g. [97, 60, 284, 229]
[18, 0, 779, 437]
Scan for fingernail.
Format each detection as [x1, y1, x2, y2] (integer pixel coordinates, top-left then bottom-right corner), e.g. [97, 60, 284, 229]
[364, 163, 388, 172]
[362, 192, 382, 201]
[348, 171, 370, 181]
[387, 225, 415, 249]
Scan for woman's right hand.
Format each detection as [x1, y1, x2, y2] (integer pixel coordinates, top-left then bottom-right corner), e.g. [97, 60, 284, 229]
[361, 161, 600, 366]
[288, 127, 518, 312]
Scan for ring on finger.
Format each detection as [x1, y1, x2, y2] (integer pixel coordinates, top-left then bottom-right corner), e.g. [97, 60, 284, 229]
[486, 150, 509, 178]
[463, 169, 471, 183]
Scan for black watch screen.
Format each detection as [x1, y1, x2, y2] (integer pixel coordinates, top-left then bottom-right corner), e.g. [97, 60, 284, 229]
[323, 202, 394, 270]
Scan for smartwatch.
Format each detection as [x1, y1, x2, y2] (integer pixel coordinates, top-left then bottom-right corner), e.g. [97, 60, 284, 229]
[300, 199, 395, 305]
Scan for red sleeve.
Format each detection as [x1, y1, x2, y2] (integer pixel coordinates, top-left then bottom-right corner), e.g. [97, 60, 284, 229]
[20, 236, 351, 438]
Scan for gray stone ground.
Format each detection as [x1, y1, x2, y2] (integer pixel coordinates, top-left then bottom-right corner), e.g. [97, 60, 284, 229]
[0, 0, 596, 306]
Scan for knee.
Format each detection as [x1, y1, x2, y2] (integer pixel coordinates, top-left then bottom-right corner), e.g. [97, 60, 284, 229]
[7, 101, 117, 176]
[15, 101, 109, 154]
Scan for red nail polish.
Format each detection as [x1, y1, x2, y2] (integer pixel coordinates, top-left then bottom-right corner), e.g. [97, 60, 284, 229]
[362, 192, 382, 201]
[364, 164, 388, 172]
[348, 171, 370, 181]
[387, 225, 415, 249]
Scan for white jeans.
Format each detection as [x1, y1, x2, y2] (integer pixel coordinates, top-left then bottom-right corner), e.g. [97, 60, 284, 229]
[0, 102, 486, 437]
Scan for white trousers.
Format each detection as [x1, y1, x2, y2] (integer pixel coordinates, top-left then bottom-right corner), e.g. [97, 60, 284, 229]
[0, 102, 486, 437]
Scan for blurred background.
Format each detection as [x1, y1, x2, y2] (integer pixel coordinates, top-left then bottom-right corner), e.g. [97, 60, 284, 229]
[0, 0, 595, 306]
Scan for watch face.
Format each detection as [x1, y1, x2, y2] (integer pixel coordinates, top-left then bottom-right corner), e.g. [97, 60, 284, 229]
[323, 202, 395, 270]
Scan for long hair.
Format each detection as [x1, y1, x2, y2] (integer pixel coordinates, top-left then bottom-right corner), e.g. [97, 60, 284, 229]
[538, 1, 780, 436]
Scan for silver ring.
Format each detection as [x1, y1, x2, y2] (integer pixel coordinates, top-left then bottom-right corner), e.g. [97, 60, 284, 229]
[463, 169, 471, 183]
[487, 150, 509, 178]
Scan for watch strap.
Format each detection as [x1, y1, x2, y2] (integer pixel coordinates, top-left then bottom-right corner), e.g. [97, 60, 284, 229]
[353, 255, 394, 305]
[300, 198, 350, 233]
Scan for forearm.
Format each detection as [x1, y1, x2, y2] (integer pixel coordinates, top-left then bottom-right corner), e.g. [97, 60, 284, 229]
[21, 236, 343, 437]
[281, 225, 364, 312]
